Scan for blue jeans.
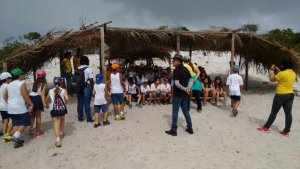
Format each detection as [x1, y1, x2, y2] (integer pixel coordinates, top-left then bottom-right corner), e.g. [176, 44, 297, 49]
[77, 83, 92, 122]
[171, 96, 192, 131]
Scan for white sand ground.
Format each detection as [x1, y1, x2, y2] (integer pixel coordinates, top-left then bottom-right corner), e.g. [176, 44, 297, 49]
[0, 52, 299, 169]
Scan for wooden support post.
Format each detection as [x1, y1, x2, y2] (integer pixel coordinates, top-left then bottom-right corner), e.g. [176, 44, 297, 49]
[245, 57, 249, 91]
[230, 32, 235, 73]
[176, 34, 180, 54]
[189, 46, 192, 59]
[2, 62, 7, 72]
[100, 26, 106, 82]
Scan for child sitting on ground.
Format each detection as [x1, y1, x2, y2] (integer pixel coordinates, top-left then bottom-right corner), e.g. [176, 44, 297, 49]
[140, 79, 151, 105]
[161, 78, 172, 104]
[46, 77, 69, 148]
[151, 78, 162, 105]
[202, 76, 214, 105]
[127, 78, 142, 108]
[93, 74, 110, 128]
[212, 76, 227, 106]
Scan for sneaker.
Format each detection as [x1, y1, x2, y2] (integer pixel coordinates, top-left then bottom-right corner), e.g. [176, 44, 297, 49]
[103, 121, 110, 126]
[11, 137, 23, 148]
[59, 132, 65, 140]
[232, 109, 238, 117]
[36, 131, 44, 137]
[55, 141, 62, 148]
[94, 123, 101, 128]
[165, 130, 177, 136]
[136, 104, 143, 108]
[129, 104, 133, 109]
[2, 135, 11, 143]
[217, 102, 221, 106]
[257, 127, 270, 133]
[120, 114, 126, 120]
[280, 131, 289, 137]
[115, 115, 121, 121]
[185, 128, 194, 135]
[29, 128, 35, 135]
[196, 108, 202, 113]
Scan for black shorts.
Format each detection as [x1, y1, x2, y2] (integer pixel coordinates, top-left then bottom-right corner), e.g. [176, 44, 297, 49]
[10, 113, 31, 126]
[30, 95, 44, 112]
[230, 95, 241, 101]
[50, 110, 67, 118]
[0, 111, 9, 120]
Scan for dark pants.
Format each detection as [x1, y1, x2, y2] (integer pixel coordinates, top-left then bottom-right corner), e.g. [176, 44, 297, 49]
[264, 93, 294, 132]
[171, 96, 192, 131]
[77, 84, 92, 122]
[193, 90, 202, 110]
[64, 72, 72, 94]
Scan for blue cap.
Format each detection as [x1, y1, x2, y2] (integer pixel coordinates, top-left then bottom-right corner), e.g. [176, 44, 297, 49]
[96, 73, 104, 84]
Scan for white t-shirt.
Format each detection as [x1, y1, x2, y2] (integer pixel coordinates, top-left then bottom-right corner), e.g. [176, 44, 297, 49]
[141, 85, 150, 94]
[226, 73, 243, 96]
[128, 84, 138, 94]
[7, 80, 27, 114]
[110, 73, 123, 94]
[49, 87, 66, 111]
[94, 83, 107, 105]
[157, 84, 166, 92]
[78, 65, 93, 84]
[150, 83, 159, 92]
[164, 83, 172, 93]
[0, 83, 8, 111]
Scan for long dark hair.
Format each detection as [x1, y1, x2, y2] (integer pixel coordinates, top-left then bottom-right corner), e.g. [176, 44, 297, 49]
[214, 76, 223, 89]
[32, 76, 47, 92]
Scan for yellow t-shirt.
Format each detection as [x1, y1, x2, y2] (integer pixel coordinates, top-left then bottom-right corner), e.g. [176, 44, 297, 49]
[63, 58, 72, 73]
[275, 69, 296, 94]
[73, 56, 80, 70]
[184, 63, 198, 76]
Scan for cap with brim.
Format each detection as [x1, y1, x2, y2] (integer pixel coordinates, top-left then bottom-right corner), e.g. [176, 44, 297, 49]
[0, 72, 12, 80]
[96, 73, 104, 84]
[11, 68, 24, 77]
[112, 63, 119, 70]
[183, 55, 191, 60]
[142, 79, 148, 83]
[173, 54, 183, 61]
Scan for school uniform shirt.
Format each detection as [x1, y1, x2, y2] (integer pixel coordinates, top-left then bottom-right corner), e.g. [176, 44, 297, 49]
[150, 84, 159, 92]
[110, 73, 123, 94]
[157, 84, 166, 92]
[275, 69, 296, 94]
[226, 73, 243, 96]
[141, 85, 151, 94]
[78, 65, 93, 84]
[128, 84, 138, 94]
[0, 83, 8, 111]
[7, 80, 27, 115]
[94, 83, 107, 105]
[164, 83, 172, 93]
[49, 87, 66, 111]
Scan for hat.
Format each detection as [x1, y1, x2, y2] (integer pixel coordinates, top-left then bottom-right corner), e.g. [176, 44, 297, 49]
[95, 73, 104, 84]
[0, 72, 12, 80]
[112, 63, 119, 70]
[11, 68, 24, 77]
[142, 78, 148, 83]
[53, 77, 64, 85]
[233, 65, 240, 72]
[173, 54, 184, 62]
[37, 70, 46, 78]
[183, 55, 191, 60]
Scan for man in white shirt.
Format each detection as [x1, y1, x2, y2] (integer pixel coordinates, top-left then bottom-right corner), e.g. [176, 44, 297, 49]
[226, 65, 243, 117]
[77, 56, 94, 122]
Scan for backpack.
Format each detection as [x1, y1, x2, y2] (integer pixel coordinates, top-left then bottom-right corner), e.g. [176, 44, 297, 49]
[72, 67, 88, 94]
[52, 90, 67, 112]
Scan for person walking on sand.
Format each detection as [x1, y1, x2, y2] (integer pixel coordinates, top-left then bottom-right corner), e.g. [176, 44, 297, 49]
[165, 54, 194, 136]
[107, 63, 126, 121]
[62, 51, 73, 95]
[226, 65, 243, 117]
[46, 77, 69, 147]
[5, 68, 34, 148]
[257, 59, 296, 137]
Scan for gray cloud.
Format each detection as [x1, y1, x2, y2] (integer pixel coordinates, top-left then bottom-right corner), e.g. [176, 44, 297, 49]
[1, 0, 299, 46]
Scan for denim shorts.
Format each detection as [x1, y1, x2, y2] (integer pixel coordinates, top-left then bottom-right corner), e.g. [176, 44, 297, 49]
[111, 93, 124, 105]
[94, 104, 109, 113]
[10, 113, 31, 126]
[0, 111, 9, 120]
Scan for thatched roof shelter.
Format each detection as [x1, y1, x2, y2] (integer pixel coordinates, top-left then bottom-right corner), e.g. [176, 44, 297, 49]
[1, 25, 300, 73]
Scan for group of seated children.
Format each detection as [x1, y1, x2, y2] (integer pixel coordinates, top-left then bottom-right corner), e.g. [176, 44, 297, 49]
[125, 77, 172, 108]
[201, 75, 227, 106]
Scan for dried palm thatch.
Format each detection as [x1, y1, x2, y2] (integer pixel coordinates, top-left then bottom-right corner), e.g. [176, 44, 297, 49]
[1, 25, 300, 72]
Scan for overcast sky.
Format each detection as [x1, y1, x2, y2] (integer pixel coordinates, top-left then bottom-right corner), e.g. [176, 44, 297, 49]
[0, 0, 299, 46]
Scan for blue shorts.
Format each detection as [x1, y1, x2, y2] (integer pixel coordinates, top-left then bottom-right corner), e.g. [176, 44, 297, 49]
[0, 111, 9, 120]
[10, 113, 31, 126]
[131, 94, 138, 99]
[156, 93, 162, 97]
[230, 95, 241, 101]
[111, 93, 124, 105]
[30, 95, 44, 112]
[94, 104, 109, 113]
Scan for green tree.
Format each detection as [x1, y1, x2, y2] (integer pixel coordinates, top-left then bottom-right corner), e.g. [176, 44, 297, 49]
[268, 28, 300, 52]
[241, 24, 259, 33]
[23, 32, 41, 41]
